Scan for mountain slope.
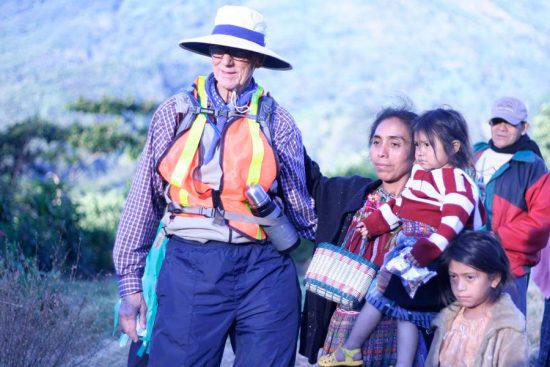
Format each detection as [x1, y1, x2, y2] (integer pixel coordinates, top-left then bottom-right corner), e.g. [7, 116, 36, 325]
[1, 0, 549, 169]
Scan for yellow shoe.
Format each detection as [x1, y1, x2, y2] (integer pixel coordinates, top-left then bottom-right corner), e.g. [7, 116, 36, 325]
[318, 346, 363, 366]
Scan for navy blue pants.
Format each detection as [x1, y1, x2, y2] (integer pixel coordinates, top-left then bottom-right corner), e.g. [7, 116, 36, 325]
[149, 236, 301, 367]
[538, 298, 550, 367]
[128, 341, 148, 367]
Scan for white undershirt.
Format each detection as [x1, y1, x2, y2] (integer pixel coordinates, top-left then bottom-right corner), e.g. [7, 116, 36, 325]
[475, 148, 513, 184]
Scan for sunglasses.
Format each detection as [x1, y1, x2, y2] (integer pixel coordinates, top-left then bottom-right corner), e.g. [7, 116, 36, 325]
[209, 46, 256, 62]
[489, 118, 524, 127]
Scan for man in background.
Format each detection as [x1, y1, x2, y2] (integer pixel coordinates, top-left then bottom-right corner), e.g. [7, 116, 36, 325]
[474, 96, 550, 315]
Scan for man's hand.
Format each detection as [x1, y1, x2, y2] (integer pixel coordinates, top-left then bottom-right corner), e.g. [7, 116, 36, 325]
[119, 292, 147, 342]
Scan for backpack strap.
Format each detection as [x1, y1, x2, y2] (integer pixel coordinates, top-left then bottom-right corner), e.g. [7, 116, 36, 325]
[256, 94, 281, 197]
[174, 91, 202, 137]
[173, 90, 276, 146]
[256, 94, 274, 144]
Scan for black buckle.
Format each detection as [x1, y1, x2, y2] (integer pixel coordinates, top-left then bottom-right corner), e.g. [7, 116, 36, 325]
[199, 107, 216, 115]
[168, 202, 183, 214]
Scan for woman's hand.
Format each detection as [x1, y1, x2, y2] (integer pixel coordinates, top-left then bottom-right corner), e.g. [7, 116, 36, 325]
[356, 221, 369, 239]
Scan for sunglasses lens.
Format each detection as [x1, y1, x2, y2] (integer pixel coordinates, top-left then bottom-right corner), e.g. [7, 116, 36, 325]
[210, 46, 225, 57]
[210, 46, 253, 61]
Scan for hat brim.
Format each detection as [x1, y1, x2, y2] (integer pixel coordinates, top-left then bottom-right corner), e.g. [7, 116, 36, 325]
[490, 113, 522, 125]
[179, 34, 292, 70]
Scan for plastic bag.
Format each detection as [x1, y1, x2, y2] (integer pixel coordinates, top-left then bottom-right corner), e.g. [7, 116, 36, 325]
[384, 247, 437, 298]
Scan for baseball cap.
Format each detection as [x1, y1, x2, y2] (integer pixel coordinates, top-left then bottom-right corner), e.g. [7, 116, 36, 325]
[490, 97, 528, 125]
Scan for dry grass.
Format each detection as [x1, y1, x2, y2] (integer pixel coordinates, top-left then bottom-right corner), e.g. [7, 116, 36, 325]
[2, 259, 544, 367]
[0, 256, 109, 367]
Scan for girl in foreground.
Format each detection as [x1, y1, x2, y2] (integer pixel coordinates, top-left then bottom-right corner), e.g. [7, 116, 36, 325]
[426, 230, 528, 367]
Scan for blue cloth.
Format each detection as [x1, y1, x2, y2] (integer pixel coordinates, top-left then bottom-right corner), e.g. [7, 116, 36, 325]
[149, 236, 301, 367]
[203, 73, 258, 163]
[366, 277, 436, 330]
[366, 231, 439, 329]
[504, 273, 530, 316]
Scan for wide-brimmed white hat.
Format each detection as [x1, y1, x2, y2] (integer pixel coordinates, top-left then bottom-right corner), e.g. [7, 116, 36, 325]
[179, 5, 292, 70]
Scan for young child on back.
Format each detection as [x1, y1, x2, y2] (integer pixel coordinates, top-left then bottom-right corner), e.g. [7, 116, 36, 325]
[319, 108, 485, 367]
[426, 230, 528, 367]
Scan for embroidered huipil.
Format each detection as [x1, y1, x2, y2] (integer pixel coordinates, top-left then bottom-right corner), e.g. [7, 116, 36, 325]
[343, 187, 398, 266]
[113, 75, 317, 297]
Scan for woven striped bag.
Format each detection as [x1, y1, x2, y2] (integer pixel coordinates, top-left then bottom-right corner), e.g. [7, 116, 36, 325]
[304, 236, 379, 308]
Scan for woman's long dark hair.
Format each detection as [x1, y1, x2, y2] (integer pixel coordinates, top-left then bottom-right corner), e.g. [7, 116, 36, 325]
[412, 108, 475, 173]
[440, 230, 511, 305]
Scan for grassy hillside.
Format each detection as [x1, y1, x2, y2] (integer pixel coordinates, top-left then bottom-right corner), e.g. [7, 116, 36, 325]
[1, 0, 549, 171]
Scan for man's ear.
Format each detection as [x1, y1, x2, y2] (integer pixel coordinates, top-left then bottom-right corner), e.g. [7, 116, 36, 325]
[255, 55, 265, 68]
[452, 140, 461, 153]
[521, 122, 530, 135]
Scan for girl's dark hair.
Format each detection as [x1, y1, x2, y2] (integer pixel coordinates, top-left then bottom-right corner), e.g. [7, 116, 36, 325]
[440, 230, 511, 305]
[369, 105, 418, 158]
[412, 108, 475, 172]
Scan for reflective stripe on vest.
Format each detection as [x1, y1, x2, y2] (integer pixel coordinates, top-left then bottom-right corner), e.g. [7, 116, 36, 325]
[246, 85, 265, 187]
[157, 75, 278, 240]
[169, 76, 209, 206]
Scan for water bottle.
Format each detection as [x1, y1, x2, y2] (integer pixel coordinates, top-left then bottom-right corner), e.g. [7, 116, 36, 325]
[245, 185, 300, 254]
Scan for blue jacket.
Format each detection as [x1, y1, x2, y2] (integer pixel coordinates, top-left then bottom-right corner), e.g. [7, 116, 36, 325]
[474, 142, 550, 276]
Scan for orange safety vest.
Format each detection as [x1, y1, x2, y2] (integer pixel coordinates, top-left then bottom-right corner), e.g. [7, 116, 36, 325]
[157, 76, 278, 240]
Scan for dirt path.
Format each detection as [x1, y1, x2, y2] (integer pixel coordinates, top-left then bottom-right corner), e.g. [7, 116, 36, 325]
[83, 339, 313, 366]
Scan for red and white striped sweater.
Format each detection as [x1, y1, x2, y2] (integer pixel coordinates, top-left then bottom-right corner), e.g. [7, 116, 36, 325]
[363, 165, 485, 266]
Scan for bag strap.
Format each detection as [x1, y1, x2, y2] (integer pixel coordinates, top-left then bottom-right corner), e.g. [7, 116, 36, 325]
[340, 224, 378, 261]
[340, 227, 355, 250]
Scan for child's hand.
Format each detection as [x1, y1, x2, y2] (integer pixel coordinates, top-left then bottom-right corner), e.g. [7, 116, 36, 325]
[356, 222, 369, 239]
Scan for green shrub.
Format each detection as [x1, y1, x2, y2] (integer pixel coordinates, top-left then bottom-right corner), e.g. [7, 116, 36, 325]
[0, 176, 116, 276]
[0, 177, 81, 271]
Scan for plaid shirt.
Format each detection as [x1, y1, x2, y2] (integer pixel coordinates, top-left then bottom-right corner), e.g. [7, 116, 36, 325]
[113, 82, 317, 297]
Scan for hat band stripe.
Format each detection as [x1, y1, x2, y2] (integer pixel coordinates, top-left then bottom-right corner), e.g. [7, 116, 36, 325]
[212, 25, 265, 46]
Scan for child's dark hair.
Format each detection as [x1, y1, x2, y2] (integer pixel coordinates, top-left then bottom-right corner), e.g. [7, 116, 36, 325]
[440, 230, 510, 305]
[413, 107, 475, 173]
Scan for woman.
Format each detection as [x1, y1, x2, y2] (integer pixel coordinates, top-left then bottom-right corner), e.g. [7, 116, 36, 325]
[300, 107, 420, 366]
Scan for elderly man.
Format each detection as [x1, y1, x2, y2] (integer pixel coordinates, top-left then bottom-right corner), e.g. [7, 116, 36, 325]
[113, 5, 316, 366]
[474, 96, 550, 316]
